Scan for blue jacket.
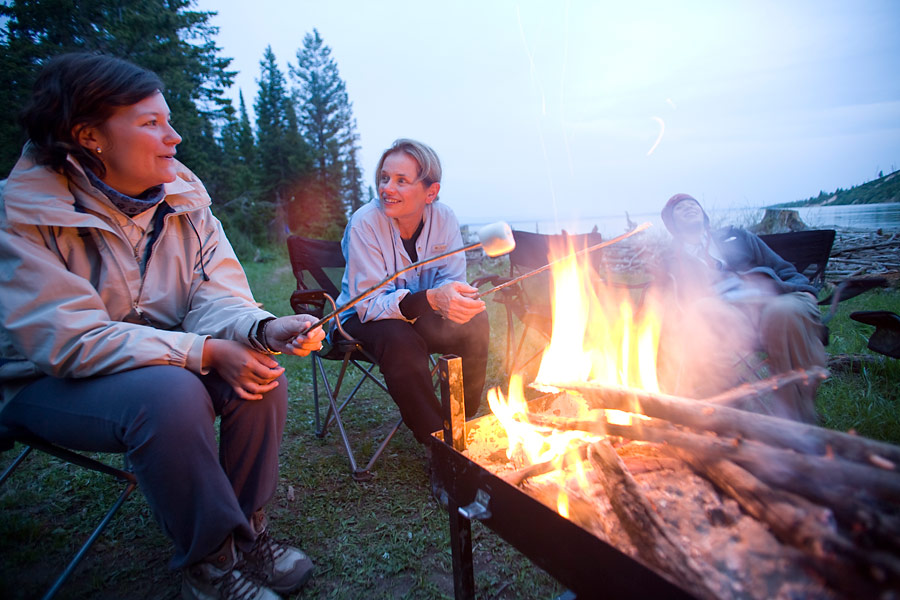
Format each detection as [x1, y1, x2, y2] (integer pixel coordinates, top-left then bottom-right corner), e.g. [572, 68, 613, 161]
[336, 200, 466, 323]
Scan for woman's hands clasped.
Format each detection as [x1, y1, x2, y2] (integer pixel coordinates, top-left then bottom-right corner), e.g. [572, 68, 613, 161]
[203, 315, 325, 400]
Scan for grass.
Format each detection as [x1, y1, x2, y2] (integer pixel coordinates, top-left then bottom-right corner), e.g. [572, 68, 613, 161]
[815, 288, 900, 442]
[1, 245, 897, 598]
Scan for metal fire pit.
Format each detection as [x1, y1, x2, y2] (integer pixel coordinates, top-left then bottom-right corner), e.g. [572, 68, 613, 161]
[431, 356, 695, 600]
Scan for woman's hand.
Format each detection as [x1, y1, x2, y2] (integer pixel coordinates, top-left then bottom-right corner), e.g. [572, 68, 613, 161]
[426, 281, 486, 324]
[202, 338, 284, 401]
[263, 314, 326, 356]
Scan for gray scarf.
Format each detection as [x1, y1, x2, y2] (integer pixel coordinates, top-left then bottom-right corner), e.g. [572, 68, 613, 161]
[85, 169, 165, 216]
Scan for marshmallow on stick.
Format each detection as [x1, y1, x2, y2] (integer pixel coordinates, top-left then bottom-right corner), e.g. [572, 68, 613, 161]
[300, 221, 516, 334]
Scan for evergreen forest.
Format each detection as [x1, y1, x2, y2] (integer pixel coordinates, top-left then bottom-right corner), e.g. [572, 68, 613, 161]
[0, 0, 366, 254]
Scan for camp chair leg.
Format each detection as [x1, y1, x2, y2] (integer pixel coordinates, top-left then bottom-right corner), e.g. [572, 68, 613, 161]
[312, 349, 405, 479]
[44, 478, 137, 600]
[351, 418, 404, 482]
[0, 444, 32, 485]
[313, 355, 387, 438]
[1, 439, 136, 600]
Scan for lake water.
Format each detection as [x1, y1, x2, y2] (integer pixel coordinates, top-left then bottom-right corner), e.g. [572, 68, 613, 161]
[467, 202, 900, 239]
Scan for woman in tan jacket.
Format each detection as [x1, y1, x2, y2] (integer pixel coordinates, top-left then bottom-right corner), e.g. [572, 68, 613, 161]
[0, 53, 324, 600]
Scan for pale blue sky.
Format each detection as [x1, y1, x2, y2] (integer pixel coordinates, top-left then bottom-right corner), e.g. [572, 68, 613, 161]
[197, 0, 900, 227]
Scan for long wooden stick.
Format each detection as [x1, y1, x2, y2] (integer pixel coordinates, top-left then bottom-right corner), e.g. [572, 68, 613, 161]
[475, 222, 651, 299]
[301, 240, 482, 333]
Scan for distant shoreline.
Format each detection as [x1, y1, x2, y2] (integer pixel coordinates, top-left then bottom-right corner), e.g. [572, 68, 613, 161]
[463, 202, 900, 238]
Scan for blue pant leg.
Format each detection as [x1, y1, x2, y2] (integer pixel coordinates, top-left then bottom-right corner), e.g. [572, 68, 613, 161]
[201, 371, 287, 525]
[343, 316, 442, 443]
[0, 366, 266, 568]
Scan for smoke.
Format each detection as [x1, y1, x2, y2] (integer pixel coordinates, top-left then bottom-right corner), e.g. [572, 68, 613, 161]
[656, 274, 783, 403]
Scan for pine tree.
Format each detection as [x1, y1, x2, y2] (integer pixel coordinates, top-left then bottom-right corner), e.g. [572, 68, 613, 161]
[0, 0, 235, 180]
[290, 29, 362, 236]
[220, 92, 258, 201]
[344, 140, 367, 214]
[254, 46, 310, 241]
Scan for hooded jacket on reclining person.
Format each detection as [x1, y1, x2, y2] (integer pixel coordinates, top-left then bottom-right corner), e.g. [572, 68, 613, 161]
[658, 194, 818, 307]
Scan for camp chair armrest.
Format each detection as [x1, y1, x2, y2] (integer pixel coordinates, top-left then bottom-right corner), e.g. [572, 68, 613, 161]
[290, 288, 331, 318]
[470, 274, 510, 288]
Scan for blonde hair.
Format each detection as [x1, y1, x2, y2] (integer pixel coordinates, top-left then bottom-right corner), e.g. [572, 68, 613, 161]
[375, 138, 442, 200]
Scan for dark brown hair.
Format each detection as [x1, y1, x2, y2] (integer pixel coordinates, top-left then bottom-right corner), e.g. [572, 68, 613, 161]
[19, 53, 164, 177]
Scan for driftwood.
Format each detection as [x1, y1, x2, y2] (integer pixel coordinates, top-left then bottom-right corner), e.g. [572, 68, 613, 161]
[826, 230, 900, 282]
[831, 239, 900, 256]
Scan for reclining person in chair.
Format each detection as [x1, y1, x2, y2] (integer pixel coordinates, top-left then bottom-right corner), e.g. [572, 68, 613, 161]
[337, 139, 490, 445]
[654, 193, 826, 423]
[0, 53, 325, 599]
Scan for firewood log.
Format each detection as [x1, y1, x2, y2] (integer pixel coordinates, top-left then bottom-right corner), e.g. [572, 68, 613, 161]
[675, 451, 900, 596]
[527, 412, 900, 551]
[540, 375, 900, 469]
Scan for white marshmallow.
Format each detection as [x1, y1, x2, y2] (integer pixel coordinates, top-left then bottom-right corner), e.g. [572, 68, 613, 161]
[477, 221, 516, 257]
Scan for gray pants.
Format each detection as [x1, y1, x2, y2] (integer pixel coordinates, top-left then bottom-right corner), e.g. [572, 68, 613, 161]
[0, 365, 286, 568]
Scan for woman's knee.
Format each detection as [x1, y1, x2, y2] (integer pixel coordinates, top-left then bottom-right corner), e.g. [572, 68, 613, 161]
[760, 294, 815, 331]
[126, 367, 214, 443]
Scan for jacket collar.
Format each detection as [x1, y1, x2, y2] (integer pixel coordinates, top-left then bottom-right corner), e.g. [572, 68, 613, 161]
[2, 145, 210, 229]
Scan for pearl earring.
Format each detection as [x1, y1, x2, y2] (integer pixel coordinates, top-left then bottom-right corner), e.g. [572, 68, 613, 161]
[95, 147, 102, 154]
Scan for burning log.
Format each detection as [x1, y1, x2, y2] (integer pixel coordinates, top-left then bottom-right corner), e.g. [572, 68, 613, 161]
[502, 397, 900, 595]
[539, 370, 900, 470]
[525, 411, 900, 513]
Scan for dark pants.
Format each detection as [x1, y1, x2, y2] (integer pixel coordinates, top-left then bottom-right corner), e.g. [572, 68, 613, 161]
[343, 309, 490, 443]
[0, 366, 286, 568]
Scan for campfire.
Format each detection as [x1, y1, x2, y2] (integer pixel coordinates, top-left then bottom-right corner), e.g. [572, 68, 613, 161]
[441, 242, 900, 599]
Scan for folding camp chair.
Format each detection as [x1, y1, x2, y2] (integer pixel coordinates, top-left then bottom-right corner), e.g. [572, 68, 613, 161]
[0, 425, 137, 600]
[287, 235, 416, 481]
[756, 228, 886, 327]
[758, 229, 836, 290]
[472, 229, 650, 377]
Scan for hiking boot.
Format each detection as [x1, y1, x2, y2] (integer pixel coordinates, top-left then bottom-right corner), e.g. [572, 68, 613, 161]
[182, 536, 281, 600]
[241, 510, 314, 594]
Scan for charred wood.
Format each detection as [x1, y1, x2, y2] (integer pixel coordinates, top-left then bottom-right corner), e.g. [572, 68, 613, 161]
[528, 411, 900, 555]
[527, 412, 900, 504]
[587, 440, 723, 600]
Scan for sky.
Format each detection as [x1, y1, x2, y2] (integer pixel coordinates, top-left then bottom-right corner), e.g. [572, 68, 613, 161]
[196, 0, 900, 230]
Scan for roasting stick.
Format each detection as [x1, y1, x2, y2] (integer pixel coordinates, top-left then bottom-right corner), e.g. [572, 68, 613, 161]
[474, 222, 652, 300]
[299, 221, 515, 335]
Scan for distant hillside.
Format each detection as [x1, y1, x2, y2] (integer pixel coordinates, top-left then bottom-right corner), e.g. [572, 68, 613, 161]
[770, 169, 900, 208]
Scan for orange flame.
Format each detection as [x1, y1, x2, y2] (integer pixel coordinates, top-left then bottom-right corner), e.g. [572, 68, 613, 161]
[488, 240, 660, 517]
